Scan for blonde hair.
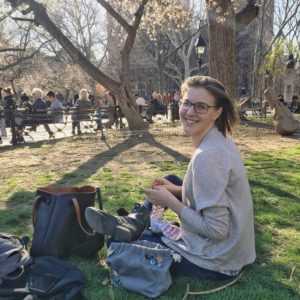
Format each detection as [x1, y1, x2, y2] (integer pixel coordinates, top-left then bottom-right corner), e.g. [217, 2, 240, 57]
[32, 88, 43, 98]
[152, 91, 158, 99]
[79, 89, 89, 101]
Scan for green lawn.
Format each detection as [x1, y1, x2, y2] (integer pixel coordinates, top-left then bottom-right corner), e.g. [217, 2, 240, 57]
[0, 138, 299, 299]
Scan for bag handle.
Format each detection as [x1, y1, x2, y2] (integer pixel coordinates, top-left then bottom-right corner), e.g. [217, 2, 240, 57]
[96, 187, 103, 210]
[32, 195, 46, 227]
[182, 271, 243, 300]
[72, 198, 95, 236]
[3, 265, 24, 281]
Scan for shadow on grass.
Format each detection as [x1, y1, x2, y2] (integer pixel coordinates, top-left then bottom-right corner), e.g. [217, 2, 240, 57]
[1, 133, 189, 231]
[0, 190, 35, 235]
[250, 179, 300, 203]
[0, 135, 76, 154]
[1, 133, 300, 299]
[53, 133, 190, 186]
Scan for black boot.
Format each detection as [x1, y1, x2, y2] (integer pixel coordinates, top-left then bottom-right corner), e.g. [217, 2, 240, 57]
[85, 205, 151, 242]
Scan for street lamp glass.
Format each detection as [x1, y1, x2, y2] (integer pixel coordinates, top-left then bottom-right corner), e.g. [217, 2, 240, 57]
[196, 46, 205, 55]
[194, 35, 206, 58]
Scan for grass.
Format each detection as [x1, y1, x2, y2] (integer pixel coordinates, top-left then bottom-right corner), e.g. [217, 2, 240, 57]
[0, 133, 299, 299]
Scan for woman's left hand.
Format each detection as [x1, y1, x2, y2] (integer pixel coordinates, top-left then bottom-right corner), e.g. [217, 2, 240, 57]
[141, 185, 184, 214]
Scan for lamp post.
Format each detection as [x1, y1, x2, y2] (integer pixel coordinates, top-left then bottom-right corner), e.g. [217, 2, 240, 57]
[194, 34, 206, 74]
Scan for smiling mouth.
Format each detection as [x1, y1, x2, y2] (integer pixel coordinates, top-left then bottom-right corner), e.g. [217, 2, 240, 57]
[185, 119, 199, 124]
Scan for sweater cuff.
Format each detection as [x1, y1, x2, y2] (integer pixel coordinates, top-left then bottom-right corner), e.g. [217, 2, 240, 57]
[180, 206, 195, 226]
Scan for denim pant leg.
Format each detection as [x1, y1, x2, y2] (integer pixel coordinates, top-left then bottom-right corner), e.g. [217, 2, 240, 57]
[164, 174, 182, 202]
[138, 234, 231, 280]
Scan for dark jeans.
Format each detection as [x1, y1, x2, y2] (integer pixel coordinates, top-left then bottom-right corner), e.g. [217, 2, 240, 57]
[142, 174, 182, 211]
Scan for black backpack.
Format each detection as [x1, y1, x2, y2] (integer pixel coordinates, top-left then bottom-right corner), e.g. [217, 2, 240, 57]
[0, 233, 33, 285]
[0, 256, 85, 300]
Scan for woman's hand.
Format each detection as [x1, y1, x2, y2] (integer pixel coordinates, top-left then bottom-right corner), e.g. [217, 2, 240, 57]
[142, 185, 184, 215]
[152, 178, 182, 196]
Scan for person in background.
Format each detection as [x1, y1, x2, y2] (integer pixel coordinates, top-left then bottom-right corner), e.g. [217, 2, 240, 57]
[290, 95, 298, 113]
[1, 87, 23, 143]
[150, 92, 160, 117]
[135, 93, 148, 118]
[72, 89, 92, 135]
[56, 91, 64, 104]
[88, 92, 95, 107]
[171, 90, 181, 121]
[31, 88, 54, 138]
[105, 91, 118, 129]
[20, 92, 29, 105]
[46, 91, 63, 123]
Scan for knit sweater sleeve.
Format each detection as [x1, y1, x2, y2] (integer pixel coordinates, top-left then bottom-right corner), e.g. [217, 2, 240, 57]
[180, 149, 231, 240]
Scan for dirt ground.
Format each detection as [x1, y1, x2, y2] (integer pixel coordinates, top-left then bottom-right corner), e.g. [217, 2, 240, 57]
[0, 122, 299, 210]
[0, 123, 299, 179]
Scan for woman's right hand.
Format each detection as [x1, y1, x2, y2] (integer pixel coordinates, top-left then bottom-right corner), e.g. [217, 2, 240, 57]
[152, 178, 181, 196]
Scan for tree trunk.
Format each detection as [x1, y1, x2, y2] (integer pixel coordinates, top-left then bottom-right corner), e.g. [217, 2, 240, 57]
[207, 0, 237, 99]
[118, 85, 148, 130]
[206, 0, 259, 100]
[158, 62, 166, 94]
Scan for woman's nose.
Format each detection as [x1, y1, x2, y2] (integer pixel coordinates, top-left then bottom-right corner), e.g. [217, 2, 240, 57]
[186, 104, 196, 115]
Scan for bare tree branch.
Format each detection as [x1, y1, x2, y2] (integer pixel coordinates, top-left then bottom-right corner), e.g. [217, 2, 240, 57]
[120, 0, 148, 67]
[236, 0, 260, 32]
[0, 39, 51, 71]
[0, 48, 26, 52]
[11, 17, 36, 23]
[262, 3, 300, 58]
[96, 0, 133, 34]
[165, 23, 206, 60]
[6, 0, 120, 92]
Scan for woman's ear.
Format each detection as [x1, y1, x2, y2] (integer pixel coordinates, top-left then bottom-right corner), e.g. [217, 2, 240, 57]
[213, 107, 223, 121]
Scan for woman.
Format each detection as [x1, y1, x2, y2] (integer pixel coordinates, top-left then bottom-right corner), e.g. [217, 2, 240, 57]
[1, 88, 16, 111]
[31, 88, 54, 138]
[0, 88, 23, 143]
[72, 89, 92, 135]
[105, 91, 118, 129]
[86, 75, 256, 280]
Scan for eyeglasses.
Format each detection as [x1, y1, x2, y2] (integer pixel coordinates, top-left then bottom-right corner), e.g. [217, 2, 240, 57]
[179, 99, 219, 114]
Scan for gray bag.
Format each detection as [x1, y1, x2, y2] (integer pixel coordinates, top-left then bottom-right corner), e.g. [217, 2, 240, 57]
[106, 240, 173, 298]
[0, 233, 33, 285]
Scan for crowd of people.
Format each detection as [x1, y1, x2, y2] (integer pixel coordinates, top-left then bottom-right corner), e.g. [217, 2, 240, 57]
[2, 84, 298, 145]
[0, 87, 185, 144]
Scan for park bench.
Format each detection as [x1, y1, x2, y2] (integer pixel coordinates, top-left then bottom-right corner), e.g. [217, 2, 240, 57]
[0, 106, 125, 145]
[0, 103, 180, 145]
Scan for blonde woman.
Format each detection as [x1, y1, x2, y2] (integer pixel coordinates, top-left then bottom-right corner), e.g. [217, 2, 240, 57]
[72, 89, 92, 135]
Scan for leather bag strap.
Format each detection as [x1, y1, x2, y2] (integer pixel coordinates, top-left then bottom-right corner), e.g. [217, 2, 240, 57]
[32, 195, 45, 227]
[72, 198, 95, 236]
[96, 187, 103, 210]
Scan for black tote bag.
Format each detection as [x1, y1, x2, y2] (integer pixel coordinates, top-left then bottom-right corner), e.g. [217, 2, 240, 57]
[30, 186, 104, 258]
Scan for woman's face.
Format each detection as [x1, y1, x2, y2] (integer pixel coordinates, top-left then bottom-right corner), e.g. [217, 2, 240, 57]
[31, 91, 39, 101]
[179, 87, 222, 138]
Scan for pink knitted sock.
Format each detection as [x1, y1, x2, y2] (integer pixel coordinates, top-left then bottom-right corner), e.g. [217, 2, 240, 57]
[150, 206, 182, 241]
